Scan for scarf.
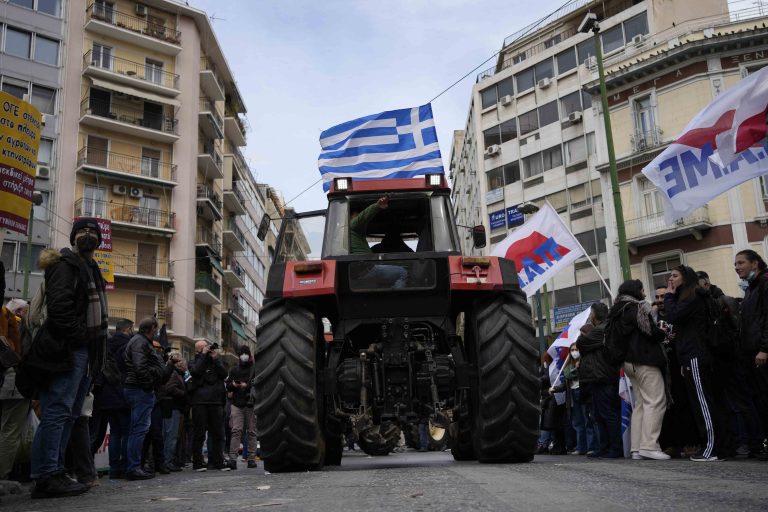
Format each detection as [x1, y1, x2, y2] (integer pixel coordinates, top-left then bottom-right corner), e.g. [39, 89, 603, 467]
[84, 263, 108, 343]
[616, 294, 653, 336]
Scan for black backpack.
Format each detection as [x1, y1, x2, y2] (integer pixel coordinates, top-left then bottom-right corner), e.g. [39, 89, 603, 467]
[703, 294, 738, 355]
[604, 302, 631, 365]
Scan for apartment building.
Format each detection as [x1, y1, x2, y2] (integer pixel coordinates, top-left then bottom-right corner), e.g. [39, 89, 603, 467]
[586, 0, 768, 297]
[53, 0, 249, 355]
[0, 0, 65, 301]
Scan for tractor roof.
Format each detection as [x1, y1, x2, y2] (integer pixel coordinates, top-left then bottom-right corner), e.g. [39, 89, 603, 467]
[327, 175, 450, 196]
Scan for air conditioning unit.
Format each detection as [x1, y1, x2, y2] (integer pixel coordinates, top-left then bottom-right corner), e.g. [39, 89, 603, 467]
[499, 94, 513, 106]
[113, 184, 128, 195]
[586, 56, 597, 70]
[537, 77, 552, 89]
[632, 34, 646, 46]
[36, 165, 51, 179]
[135, 3, 147, 16]
[129, 186, 143, 198]
[40, 114, 48, 126]
[484, 144, 501, 157]
[568, 111, 583, 123]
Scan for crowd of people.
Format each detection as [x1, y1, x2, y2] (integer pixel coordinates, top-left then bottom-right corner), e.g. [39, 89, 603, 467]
[539, 251, 768, 463]
[0, 219, 260, 499]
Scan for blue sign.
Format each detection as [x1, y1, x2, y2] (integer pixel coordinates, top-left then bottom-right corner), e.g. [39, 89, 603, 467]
[489, 209, 506, 230]
[507, 206, 524, 227]
[554, 301, 597, 331]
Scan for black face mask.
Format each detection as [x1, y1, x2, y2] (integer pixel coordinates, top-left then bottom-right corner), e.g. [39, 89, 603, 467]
[76, 234, 99, 253]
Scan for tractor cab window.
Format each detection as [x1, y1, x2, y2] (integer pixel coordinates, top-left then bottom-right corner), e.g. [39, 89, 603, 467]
[274, 210, 326, 263]
[348, 195, 432, 254]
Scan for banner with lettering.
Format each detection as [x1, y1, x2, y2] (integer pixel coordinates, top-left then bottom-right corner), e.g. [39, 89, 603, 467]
[0, 92, 41, 234]
[490, 202, 585, 297]
[641, 65, 768, 224]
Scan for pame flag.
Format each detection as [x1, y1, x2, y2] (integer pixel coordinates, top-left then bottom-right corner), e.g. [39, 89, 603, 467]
[490, 202, 585, 297]
[641, 65, 768, 224]
[318, 104, 444, 191]
[547, 305, 592, 359]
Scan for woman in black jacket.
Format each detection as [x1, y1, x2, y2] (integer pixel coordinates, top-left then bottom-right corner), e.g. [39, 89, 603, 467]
[664, 265, 724, 462]
[613, 279, 668, 461]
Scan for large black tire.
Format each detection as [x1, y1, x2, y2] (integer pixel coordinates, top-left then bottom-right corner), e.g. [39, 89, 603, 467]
[324, 413, 344, 466]
[471, 291, 539, 463]
[254, 298, 325, 472]
[450, 409, 476, 461]
[356, 421, 401, 456]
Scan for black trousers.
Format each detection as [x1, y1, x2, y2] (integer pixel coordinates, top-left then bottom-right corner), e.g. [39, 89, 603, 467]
[659, 348, 698, 450]
[588, 381, 623, 456]
[192, 404, 224, 467]
[142, 403, 165, 467]
[65, 416, 96, 482]
[682, 357, 725, 458]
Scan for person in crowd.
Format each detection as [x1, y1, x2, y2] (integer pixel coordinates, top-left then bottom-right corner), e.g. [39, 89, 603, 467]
[29, 219, 108, 499]
[539, 352, 567, 455]
[651, 286, 667, 323]
[64, 393, 97, 488]
[160, 351, 186, 472]
[664, 265, 726, 461]
[550, 342, 597, 456]
[123, 317, 173, 480]
[226, 346, 258, 469]
[189, 341, 229, 471]
[141, 340, 170, 475]
[0, 297, 25, 482]
[612, 280, 669, 460]
[733, 249, 768, 460]
[577, 302, 623, 458]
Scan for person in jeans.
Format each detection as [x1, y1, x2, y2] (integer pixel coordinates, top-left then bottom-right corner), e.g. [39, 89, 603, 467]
[189, 341, 228, 471]
[226, 346, 257, 469]
[29, 219, 108, 499]
[161, 352, 186, 472]
[550, 343, 597, 456]
[123, 317, 173, 480]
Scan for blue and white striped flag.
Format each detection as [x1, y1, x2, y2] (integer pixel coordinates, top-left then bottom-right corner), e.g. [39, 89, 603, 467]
[318, 103, 444, 191]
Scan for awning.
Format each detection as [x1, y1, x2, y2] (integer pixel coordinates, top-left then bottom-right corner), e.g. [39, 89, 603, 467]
[229, 316, 247, 340]
[89, 78, 181, 107]
[208, 255, 224, 275]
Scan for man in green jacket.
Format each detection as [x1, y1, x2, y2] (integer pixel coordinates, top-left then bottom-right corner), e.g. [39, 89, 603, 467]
[350, 195, 407, 288]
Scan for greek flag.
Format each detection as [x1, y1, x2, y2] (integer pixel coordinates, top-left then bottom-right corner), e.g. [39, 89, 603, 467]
[318, 103, 444, 191]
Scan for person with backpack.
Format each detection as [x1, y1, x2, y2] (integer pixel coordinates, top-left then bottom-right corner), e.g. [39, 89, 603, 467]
[611, 280, 669, 461]
[664, 265, 726, 462]
[226, 345, 258, 469]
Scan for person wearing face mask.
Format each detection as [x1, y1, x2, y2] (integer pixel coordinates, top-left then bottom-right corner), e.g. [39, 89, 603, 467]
[189, 340, 228, 471]
[225, 346, 258, 469]
[27, 218, 108, 498]
[159, 351, 186, 472]
[612, 280, 669, 461]
[550, 343, 597, 456]
[733, 249, 768, 460]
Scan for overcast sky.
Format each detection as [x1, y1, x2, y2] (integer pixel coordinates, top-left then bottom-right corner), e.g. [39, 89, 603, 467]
[188, 1, 590, 210]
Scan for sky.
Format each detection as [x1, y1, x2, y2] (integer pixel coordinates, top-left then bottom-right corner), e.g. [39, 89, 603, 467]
[189, 0, 587, 211]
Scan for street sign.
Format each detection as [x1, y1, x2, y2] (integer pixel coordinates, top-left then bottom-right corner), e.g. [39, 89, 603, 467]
[489, 209, 506, 230]
[554, 301, 597, 331]
[506, 206, 524, 227]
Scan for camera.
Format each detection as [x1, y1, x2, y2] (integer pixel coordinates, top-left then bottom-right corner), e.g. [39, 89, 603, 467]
[210, 342, 219, 351]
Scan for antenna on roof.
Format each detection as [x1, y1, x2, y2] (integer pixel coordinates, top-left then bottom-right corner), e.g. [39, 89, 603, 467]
[209, 13, 226, 23]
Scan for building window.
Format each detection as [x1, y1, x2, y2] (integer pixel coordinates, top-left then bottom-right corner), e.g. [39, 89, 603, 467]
[503, 162, 520, 185]
[94, 0, 116, 21]
[92, 43, 112, 69]
[623, 13, 649, 43]
[576, 38, 596, 65]
[499, 119, 517, 143]
[145, 59, 164, 85]
[5, 27, 32, 59]
[518, 109, 538, 136]
[760, 176, 768, 197]
[141, 148, 161, 177]
[649, 256, 681, 290]
[480, 87, 497, 109]
[556, 48, 577, 75]
[560, 91, 582, 117]
[633, 95, 656, 136]
[10, 0, 60, 16]
[515, 67, 535, 94]
[601, 24, 624, 54]
[542, 145, 563, 171]
[34, 35, 59, 65]
[38, 138, 53, 164]
[1, 242, 16, 271]
[33, 191, 50, 221]
[486, 167, 504, 191]
[538, 101, 559, 127]
[639, 177, 664, 217]
[10, 0, 34, 8]
[30, 85, 56, 115]
[534, 58, 554, 81]
[565, 137, 587, 165]
[480, 77, 513, 109]
[523, 153, 543, 179]
[483, 126, 501, 149]
[83, 184, 106, 217]
[2, 80, 27, 99]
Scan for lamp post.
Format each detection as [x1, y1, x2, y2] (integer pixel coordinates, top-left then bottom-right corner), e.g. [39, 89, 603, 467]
[579, 13, 632, 281]
[22, 191, 44, 300]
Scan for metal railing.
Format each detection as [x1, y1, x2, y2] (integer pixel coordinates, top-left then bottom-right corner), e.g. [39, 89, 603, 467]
[193, 318, 221, 341]
[224, 256, 244, 277]
[225, 105, 249, 136]
[224, 218, 245, 244]
[228, 300, 245, 320]
[108, 306, 167, 324]
[232, 146, 250, 175]
[199, 98, 223, 130]
[195, 272, 221, 297]
[112, 253, 171, 278]
[625, 206, 711, 241]
[87, 3, 181, 44]
[81, 97, 178, 135]
[197, 184, 223, 212]
[226, 180, 247, 203]
[78, 146, 176, 182]
[74, 198, 175, 230]
[196, 227, 221, 253]
[200, 57, 223, 89]
[198, 141, 223, 169]
[630, 126, 664, 153]
[83, 50, 179, 89]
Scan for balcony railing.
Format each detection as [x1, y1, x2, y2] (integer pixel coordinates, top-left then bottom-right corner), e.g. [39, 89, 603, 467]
[224, 256, 244, 276]
[199, 141, 223, 169]
[228, 300, 245, 320]
[194, 272, 221, 298]
[193, 318, 220, 341]
[109, 306, 168, 324]
[83, 50, 179, 89]
[197, 184, 223, 211]
[74, 198, 175, 230]
[87, 3, 181, 45]
[81, 97, 178, 135]
[112, 253, 171, 279]
[630, 126, 664, 153]
[625, 206, 711, 243]
[228, 180, 247, 203]
[199, 98, 223, 130]
[225, 218, 245, 240]
[200, 57, 223, 84]
[232, 146, 250, 175]
[196, 227, 221, 253]
[78, 146, 176, 182]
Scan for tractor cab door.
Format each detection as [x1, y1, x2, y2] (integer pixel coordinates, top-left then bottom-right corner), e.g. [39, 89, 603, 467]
[273, 209, 327, 263]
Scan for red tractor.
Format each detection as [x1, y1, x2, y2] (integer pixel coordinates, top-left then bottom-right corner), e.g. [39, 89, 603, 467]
[254, 175, 538, 472]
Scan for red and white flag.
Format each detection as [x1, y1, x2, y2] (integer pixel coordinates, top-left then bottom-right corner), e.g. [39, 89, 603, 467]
[642, 65, 768, 224]
[546, 305, 592, 359]
[490, 202, 585, 297]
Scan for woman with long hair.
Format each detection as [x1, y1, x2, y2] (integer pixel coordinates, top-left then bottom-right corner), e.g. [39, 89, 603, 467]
[613, 279, 669, 460]
[664, 265, 724, 461]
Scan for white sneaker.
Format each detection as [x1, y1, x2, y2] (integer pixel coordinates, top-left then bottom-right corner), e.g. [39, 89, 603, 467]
[631, 452, 643, 460]
[639, 449, 671, 460]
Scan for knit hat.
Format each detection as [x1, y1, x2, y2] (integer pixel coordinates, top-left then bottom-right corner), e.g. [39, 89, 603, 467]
[5, 298, 28, 316]
[70, 217, 102, 246]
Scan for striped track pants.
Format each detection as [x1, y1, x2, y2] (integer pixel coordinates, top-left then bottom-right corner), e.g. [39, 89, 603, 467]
[682, 357, 720, 458]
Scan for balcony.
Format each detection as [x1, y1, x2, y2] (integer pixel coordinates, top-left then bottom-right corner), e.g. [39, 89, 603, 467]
[199, 57, 225, 101]
[196, 184, 223, 221]
[194, 273, 221, 306]
[224, 113, 247, 147]
[77, 147, 176, 186]
[112, 254, 172, 281]
[80, 97, 179, 143]
[194, 318, 221, 342]
[199, 98, 224, 140]
[630, 126, 665, 153]
[196, 227, 222, 257]
[223, 180, 247, 215]
[223, 218, 246, 252]
[74, 198, 175, 235]
[83, 50, 179, 96]
[624, 206, 712, 253]
[108, 306, 168, 327]
[85, 3, 181, 55]
[222, 256, 245, 288]
[224, 300, 246, 324]
[197, 141, 223, 180]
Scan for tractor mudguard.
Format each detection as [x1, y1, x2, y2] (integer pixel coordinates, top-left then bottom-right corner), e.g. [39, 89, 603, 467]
[282, 260, 337, 298]
[447, 256, 520, 292]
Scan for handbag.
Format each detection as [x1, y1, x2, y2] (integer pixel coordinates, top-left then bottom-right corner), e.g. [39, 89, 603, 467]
[0, 336, 21, 370]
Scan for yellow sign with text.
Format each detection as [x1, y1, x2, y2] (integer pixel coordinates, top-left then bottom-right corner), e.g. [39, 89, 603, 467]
[0, 91, 41, 234]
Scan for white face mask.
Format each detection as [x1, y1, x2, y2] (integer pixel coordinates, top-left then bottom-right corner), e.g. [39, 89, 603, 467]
[240, 354, 250, 363]
[570, 351, 580, 360]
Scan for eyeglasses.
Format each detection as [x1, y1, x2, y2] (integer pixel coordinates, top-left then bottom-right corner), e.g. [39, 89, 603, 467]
[655, 294, 665, 299]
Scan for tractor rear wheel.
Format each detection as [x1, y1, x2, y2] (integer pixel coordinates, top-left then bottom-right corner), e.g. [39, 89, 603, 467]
[471, 291, 539, 463]
[356, 421, 401, 456]
[254, 298, 325, 472]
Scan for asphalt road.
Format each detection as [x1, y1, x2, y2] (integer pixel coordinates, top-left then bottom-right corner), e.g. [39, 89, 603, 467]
[2, 451, 767, 512]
